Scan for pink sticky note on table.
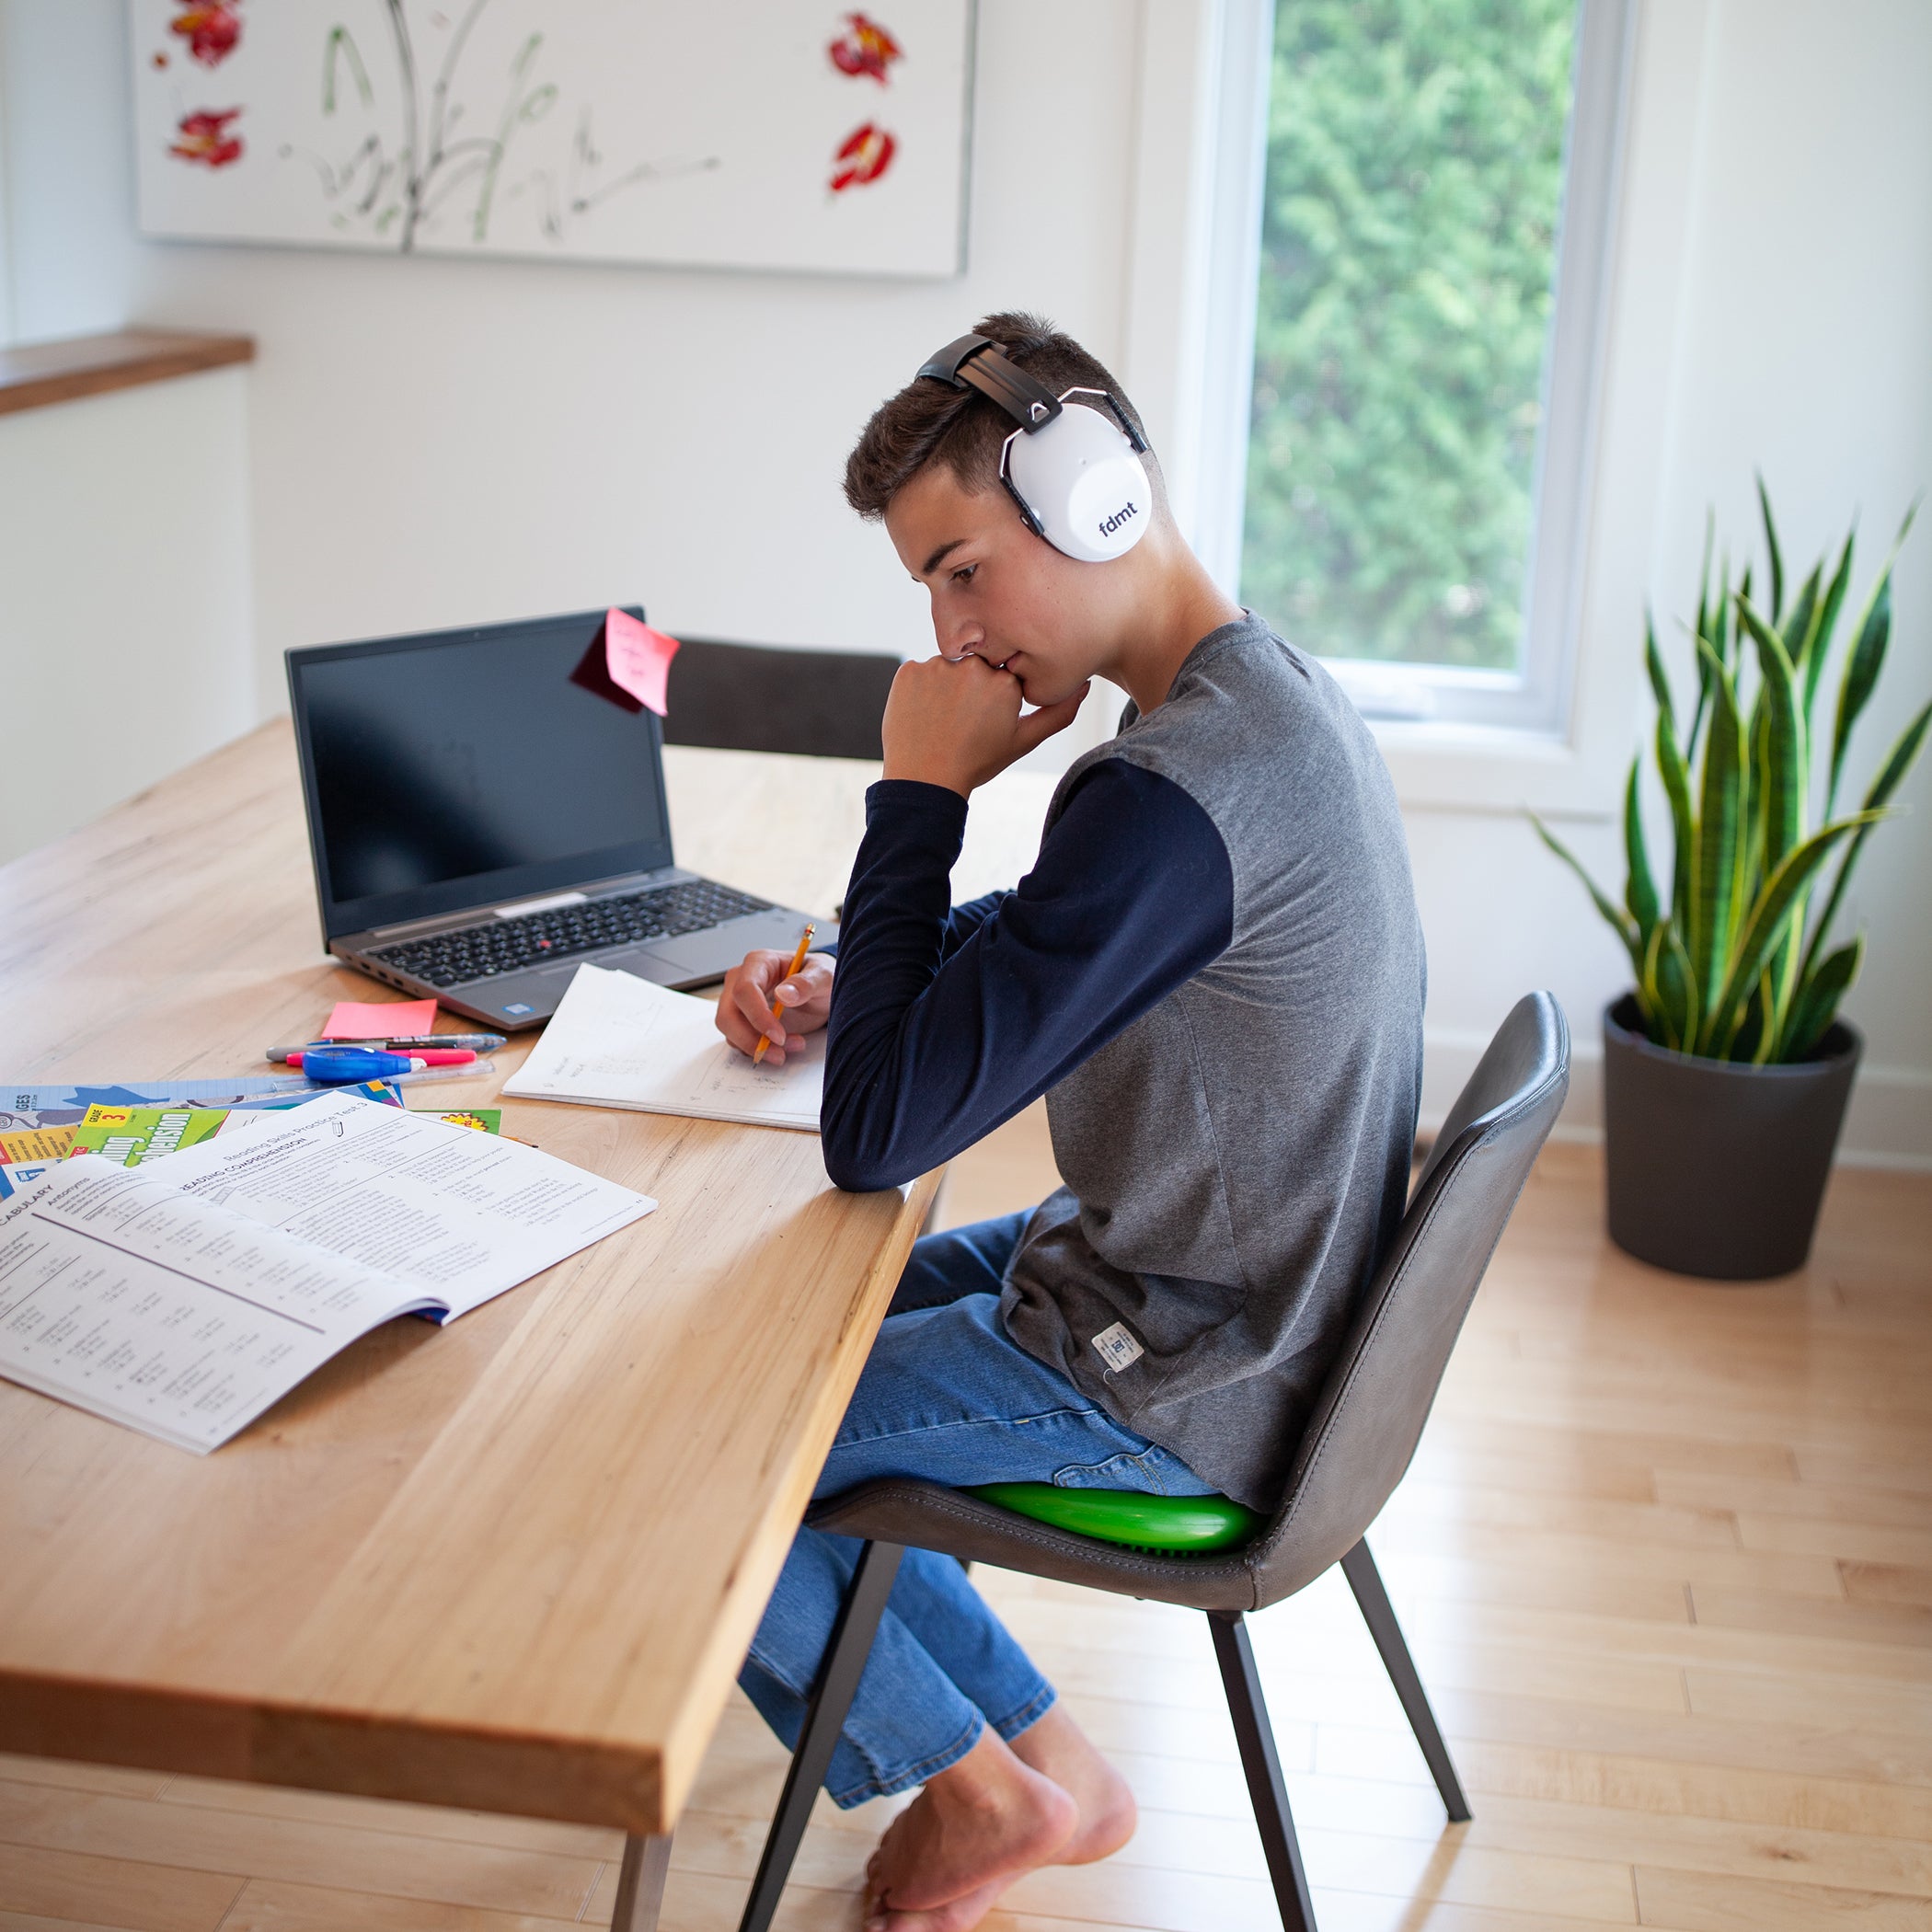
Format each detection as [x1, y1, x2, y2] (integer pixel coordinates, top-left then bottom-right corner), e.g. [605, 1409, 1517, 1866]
[604, 607, 680, 717]
[323, 998, 439, 1041]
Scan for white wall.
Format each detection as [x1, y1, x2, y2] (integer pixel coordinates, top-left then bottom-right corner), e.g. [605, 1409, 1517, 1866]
[0, 16, 15, 347]
[1638, 0, 1932, 1162]
[0, 0, 1138, 703]
[1205, 0, 1932, 1164]
[0, 367, 254, 861]
[3, 0, 1927, 1159]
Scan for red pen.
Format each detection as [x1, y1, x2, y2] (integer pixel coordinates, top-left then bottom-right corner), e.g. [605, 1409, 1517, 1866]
[285, 1047, 477, 1069]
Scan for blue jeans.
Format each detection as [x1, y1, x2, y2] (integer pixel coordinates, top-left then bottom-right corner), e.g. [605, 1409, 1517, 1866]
[738, 1210, 1217, 1807]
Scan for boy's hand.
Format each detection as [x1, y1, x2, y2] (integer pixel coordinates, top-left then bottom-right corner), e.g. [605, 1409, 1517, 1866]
[882, 654, 1090, 796]
[716, 949, 836, 1064]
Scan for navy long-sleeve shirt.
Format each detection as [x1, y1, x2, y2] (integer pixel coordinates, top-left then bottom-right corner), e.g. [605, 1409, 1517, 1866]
[820, 761, 1235, 1192]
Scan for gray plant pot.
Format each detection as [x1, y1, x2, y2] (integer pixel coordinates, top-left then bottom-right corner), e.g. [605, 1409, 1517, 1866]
[1602, 995, 1860, 1281]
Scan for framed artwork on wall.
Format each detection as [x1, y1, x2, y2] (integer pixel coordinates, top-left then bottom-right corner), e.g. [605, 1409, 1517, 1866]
[130, 2, 973, 276]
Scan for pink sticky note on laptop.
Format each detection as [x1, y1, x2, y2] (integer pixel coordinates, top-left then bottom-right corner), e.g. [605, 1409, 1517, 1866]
[604, 607, 680, 717]
[323, 997, 439, 1041]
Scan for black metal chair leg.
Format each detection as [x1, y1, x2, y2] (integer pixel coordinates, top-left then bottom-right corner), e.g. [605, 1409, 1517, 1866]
[1208, 1611, 1317, 1932]
[738, 1539, 906, 1932]
[1340, 1538, 1471, 1822]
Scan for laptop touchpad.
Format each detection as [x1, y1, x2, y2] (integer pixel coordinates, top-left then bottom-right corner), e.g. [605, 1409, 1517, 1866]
[638, 910, 815, 983]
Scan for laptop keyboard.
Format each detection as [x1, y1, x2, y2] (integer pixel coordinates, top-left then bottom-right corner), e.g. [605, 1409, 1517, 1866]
[369, 880, 775, 989]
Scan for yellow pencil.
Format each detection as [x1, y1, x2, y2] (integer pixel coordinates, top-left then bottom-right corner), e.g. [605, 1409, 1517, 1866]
[753, 923, 816, 1065]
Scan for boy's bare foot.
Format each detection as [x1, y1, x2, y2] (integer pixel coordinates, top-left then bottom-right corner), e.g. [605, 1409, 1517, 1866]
[1007, 1706, 1137, 1864]
[866, 1877, 1005, 1932]
[861, 1725, 1075, 1923]
[861, 1708, 1139, 1928]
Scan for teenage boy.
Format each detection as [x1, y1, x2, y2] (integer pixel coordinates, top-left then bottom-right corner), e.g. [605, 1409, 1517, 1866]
[714, 314, 1423, 1932]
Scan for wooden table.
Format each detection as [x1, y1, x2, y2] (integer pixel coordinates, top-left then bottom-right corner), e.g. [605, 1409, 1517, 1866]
[0, 720, 1046, 1928]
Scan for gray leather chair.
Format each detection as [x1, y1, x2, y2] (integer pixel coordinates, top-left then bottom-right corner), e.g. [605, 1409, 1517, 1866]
[735, 992, 1570, 1932]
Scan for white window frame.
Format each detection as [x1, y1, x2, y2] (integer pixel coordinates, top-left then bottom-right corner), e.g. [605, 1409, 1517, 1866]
[1190, 0, 1639, 736]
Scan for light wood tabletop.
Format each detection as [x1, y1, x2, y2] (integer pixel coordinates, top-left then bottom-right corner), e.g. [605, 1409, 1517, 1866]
[0, 720, 1046, 1921]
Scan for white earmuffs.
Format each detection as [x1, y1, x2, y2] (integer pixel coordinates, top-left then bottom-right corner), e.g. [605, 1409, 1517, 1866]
[916, 334, 1152, 563]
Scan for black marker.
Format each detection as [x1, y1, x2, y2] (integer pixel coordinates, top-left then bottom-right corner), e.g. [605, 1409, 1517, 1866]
[268, 1031, 506, 1062]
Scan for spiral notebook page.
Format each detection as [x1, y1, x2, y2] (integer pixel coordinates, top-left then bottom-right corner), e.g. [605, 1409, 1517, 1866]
[503, 964, 822, 1132]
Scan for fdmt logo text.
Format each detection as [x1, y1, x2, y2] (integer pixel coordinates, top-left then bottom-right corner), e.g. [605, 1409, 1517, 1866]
[1098, 500, 1139, 537]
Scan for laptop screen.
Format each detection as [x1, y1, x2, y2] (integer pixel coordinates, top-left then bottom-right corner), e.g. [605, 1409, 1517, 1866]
[288, 610, 674, 940]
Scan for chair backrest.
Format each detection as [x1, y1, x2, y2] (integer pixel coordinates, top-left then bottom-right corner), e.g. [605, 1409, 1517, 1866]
[1245, 991, 1570, 1606]
[663, 638, 900, 761]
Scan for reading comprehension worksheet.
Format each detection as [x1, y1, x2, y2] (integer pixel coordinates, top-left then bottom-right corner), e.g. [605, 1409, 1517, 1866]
[0, 1159, 411, 1451]
[162, 1087, 657, 1316]
[0, 1093, 657, 1451]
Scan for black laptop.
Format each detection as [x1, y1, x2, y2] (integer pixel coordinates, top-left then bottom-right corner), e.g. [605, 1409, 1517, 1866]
[286, 609, 828, 1029]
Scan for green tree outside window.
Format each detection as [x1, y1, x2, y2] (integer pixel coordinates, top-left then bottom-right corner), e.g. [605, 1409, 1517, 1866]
[1242, 0, 1579, 670]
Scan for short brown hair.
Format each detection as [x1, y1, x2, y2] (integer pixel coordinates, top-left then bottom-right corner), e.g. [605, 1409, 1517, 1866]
[843, 311, 1153, 519]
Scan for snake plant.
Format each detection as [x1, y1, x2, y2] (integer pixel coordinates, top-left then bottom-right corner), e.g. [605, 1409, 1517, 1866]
[1535, 485, 1927, 1064]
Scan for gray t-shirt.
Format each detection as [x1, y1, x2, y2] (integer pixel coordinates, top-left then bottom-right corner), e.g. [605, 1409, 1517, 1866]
[999, 616, 1425, 1508]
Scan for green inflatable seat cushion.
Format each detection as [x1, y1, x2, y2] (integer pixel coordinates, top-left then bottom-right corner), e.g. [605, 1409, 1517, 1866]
[968, 1482, 1265, 1553]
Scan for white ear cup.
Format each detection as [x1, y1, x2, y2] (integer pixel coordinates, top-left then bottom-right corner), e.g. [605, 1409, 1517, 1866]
[1005, 402, 1152, 563]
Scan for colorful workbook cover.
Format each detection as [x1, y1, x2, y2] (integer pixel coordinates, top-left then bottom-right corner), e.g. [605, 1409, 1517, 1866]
[0, 1076, 313, 1136]
[347, 1082, 409, 1110]
[0, 1125, 76, 1163]
[411, 1109, 501, 1134]
[62, 1085, 415, 1167]
[67, 1106, 241, 1167]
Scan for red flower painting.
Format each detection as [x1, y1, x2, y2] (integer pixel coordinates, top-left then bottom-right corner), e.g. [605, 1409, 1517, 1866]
[170, 3, 242, 67]
[171, 109, 244, 168]
[828, 12, 903, 85]
[831, 121, 896, 192]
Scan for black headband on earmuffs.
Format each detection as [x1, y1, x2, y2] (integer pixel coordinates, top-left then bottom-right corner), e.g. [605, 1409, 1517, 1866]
[914, 335, 1153, 561]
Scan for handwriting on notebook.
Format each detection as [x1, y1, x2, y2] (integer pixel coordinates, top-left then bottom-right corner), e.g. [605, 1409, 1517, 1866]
[503, 964, 821, 1133]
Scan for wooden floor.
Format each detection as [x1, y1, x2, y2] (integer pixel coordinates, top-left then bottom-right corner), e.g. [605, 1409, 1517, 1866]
[5, 1114, 1930, 1932]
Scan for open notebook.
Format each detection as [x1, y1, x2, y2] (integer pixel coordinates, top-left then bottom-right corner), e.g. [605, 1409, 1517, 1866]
[0, 1089, 655, 1452]
[503, 963, 822, 1131]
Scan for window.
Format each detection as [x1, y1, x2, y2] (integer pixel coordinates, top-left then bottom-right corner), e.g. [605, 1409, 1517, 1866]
[1228, 0, 1634, 730]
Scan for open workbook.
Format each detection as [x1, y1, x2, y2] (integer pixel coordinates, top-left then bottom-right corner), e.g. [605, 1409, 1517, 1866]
[504, 963, 822, 1131]
[0, 1090, 656, 1453]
